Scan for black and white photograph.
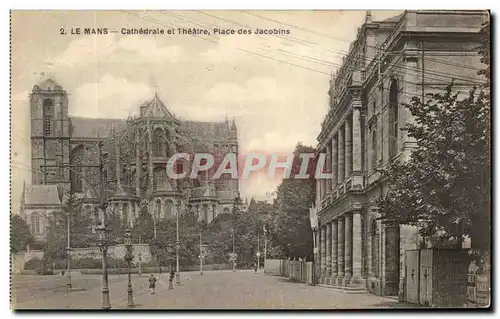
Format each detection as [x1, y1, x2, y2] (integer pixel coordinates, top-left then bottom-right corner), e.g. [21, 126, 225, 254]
[9, 9, 491, 310]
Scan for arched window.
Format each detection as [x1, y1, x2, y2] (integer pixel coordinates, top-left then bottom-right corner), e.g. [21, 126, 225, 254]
[30, 212, 40, 234]
[371, 129, 377, 171]
[153, 167, 166, 190]
[212, 205, 217, 219]
[165, 200, 174, 219]
[203, 204, 209, 221]
[153, 128, 165, 157]
[123, 202, 129, 226]
[389, 79, 399, 157]
[155, 200, 161, 221]
[223, 207, 230, 215]
[371, 218, 379, 277]
[70, 145, 84, 192]
[43, 99, 54, 136]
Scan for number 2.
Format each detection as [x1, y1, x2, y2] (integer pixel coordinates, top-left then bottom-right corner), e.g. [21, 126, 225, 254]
[60, 28, 66, 35]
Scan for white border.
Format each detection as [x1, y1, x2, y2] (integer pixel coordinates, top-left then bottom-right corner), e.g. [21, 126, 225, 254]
[3, 1, 498, 319]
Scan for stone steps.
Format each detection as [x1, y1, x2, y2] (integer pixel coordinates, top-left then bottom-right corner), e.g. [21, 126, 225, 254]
[317, 284, 369, 294]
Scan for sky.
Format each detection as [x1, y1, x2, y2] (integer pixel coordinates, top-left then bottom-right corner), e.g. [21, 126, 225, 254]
[10, 10, 402, 212]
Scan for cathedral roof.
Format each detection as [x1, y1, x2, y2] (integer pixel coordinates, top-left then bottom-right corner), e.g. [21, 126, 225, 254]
[140, 93, 175, 119]
[182, 121, 232, 142]
[34, 78, 64, 91]
[70, 117, 127, 138]
[24, 185, 63, 206]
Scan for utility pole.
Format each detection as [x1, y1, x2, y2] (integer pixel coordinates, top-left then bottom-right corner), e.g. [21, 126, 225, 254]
[264, 228, 267, 273]
[66, 188, 72, 290]
[175, 202, 180, 285]
[98, 141, 111, 310]
[257, 233, 260, 270]
[232, 227, 236, 272]
[199, 230, 203, 275]
[421, 41, 425, 102]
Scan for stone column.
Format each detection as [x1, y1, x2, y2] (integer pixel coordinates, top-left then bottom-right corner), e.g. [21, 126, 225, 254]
[331, 135, 338, 190]
[337, 125, 345, 184]
[326, 145, 332, 193]
[352, 104, 364, 190]
[344, 114, 352, 179]
[330, 219, 338, 285]
[343, 213, 353, 286]
[336, 217, 345, 285]
[325, 223, 332, 284]
[351, 210, 364, 284]
[320, 225, 326, 282]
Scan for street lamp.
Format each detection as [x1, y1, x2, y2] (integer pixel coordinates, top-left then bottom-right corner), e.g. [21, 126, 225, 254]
[174, 201, 180, 285]
[199, 231, 204, 275]
[96, 222, 111, 310]
[231, 227, 236, 272]
[124, 228, 134, 308]
[61, 194, 72, 289]
[256, 251, 261, 272]
[166, 243, 174, 290]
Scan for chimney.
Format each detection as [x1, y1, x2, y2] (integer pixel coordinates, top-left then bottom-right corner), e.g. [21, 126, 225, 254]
[365, 11, 372, 23]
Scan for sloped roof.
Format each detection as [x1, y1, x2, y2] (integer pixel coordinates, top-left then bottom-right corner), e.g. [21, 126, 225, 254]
[24, 185, 63, 206]
[70, 117, 127, 138]
[182, 121, 231, 141]
[140, 93, 175, 119]
[34, 78, 64, 91]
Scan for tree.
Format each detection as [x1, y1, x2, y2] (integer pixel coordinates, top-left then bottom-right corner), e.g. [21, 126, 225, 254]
[131, 207, 154, 245]
[11, 215, 33, 254]
[271, 143, 316, 260]
[376, 25, 490, 264]
[43, 197, 93, 261]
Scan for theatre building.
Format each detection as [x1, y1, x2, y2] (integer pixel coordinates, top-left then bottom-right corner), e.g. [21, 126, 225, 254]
[312, 10, 487, 296]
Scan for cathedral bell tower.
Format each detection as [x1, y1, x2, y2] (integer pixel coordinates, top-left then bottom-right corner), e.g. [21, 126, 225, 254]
[30, 77, 71, 190]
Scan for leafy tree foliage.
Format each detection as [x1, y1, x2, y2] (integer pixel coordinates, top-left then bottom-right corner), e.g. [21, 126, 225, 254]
[270, 143, 316, 260]
[11, 215, 34, 254]
[44, 197, 93, 262]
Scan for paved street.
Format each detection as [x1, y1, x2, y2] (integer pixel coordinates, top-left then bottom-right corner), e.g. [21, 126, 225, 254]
[12, 270, 412, 309]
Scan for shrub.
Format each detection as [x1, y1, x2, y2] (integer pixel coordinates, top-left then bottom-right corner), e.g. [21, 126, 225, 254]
[23, 258, 45, 270]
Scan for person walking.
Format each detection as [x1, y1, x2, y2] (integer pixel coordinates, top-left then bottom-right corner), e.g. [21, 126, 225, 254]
[252, 262, 258, 274]
[149, 274, 157, 294]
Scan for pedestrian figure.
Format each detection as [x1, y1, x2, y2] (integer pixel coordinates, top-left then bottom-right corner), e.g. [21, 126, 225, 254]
[149, 274, 157, 294]
[252, 262, 257, 274]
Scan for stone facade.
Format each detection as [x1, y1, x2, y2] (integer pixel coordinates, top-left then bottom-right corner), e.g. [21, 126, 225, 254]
[22, 78, 240, 241]
[313, 10, 488, 296]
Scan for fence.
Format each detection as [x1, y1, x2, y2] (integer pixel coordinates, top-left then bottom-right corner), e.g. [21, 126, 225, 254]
[270, 259, 315, 285]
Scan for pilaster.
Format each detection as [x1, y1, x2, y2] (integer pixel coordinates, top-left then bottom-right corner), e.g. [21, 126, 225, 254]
[343, 213, 353, 286]
[336, 217, 345, 285]
[325, 223, 332, 284]
[337, 125, 345, 184]
[330, 219, 338, 285]
[345, 114, 352, 179]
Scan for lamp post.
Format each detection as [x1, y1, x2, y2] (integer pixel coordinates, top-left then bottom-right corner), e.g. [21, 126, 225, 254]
[96, 222, 111, 310]
[167, 243, 174, 290]
[256, 252, 261, 273]
[199, 231, 204, 275]
[231, 227, 236, 272]
[124, 228, 134, 308]
[257, 233, 260, 271]
[175, 202, 180, 285]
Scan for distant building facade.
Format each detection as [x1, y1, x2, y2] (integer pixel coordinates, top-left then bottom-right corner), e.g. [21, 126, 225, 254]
[21, 78, 240, 241]
[313, 10, 488, 296]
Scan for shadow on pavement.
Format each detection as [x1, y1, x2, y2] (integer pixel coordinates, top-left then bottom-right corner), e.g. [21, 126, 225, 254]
[276, 277, 310, 285]
[371, 301, 425, 308]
